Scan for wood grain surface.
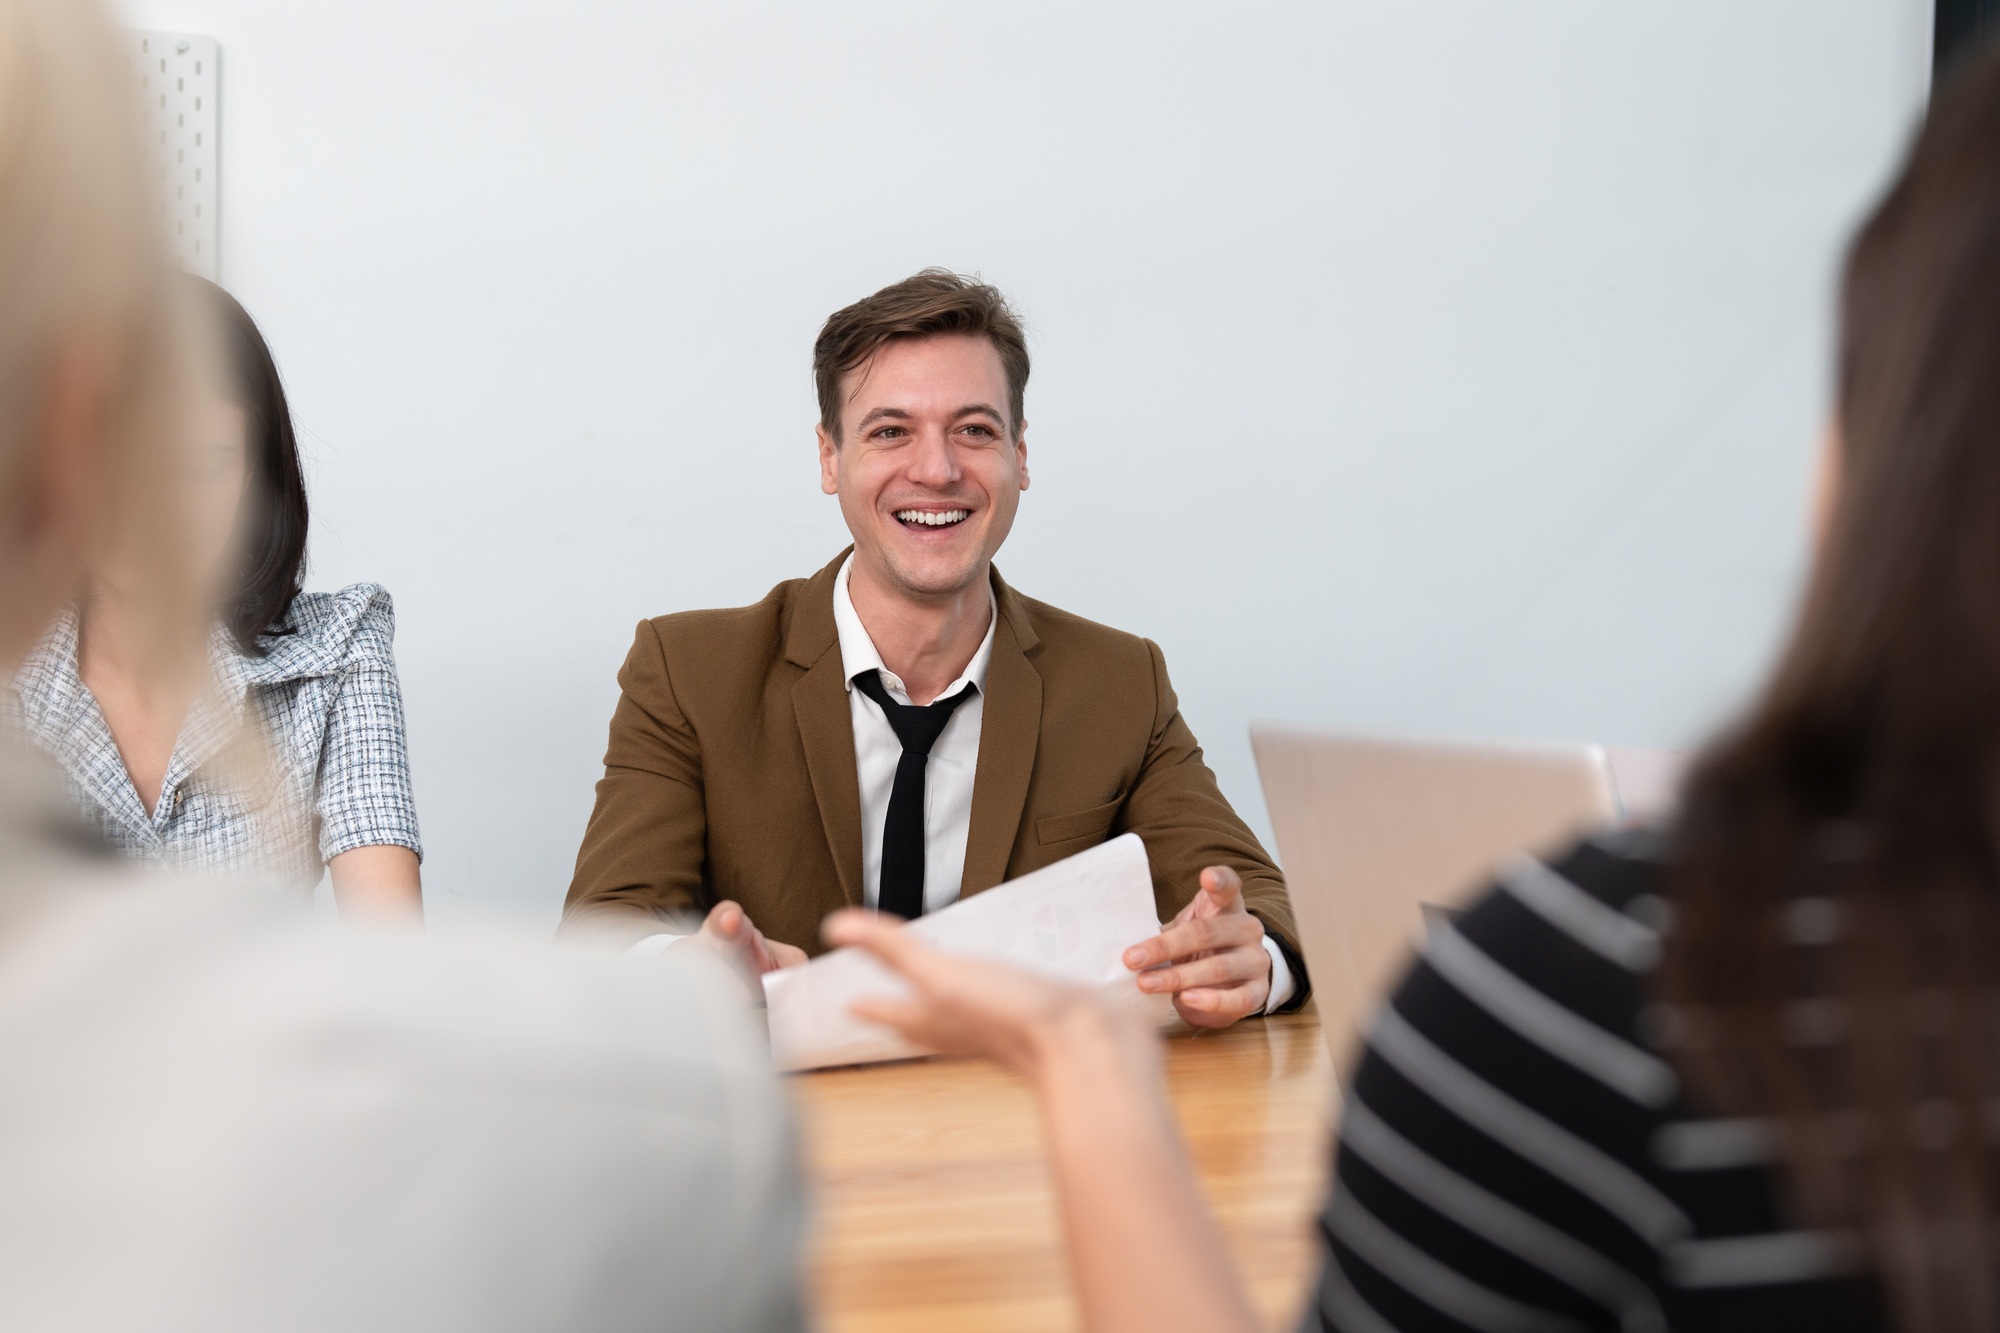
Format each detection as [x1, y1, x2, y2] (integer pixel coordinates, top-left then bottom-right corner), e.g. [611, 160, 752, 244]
[791, 1007, 1336, 1332]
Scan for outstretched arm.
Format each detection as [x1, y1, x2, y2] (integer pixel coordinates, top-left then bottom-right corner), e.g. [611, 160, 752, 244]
[823, 911, 1259, 1333]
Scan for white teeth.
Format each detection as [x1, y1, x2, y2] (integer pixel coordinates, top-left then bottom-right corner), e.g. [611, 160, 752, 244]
[896, 509, 969, 527]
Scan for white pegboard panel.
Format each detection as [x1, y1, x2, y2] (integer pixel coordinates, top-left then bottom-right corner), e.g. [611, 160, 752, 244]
[129, 30, 219, 280]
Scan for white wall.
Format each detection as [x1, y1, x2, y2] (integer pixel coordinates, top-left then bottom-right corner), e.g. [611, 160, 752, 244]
[117, 0, 1933, 927]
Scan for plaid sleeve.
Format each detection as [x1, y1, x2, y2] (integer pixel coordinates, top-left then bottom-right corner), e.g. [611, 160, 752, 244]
[316, 590, 422, 863]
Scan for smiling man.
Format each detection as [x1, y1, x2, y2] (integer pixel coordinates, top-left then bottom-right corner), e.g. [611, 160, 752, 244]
[560, 270, 1307, 1028]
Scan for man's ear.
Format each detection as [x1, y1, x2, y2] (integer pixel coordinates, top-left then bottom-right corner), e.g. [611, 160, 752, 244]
[817, 421, 840, 496]
[1015, 423, 1029, 491]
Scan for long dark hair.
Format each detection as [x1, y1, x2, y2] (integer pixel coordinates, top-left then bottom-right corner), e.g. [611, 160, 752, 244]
[1664, 47, 2000, 1332]
[193, 278, 308, 655]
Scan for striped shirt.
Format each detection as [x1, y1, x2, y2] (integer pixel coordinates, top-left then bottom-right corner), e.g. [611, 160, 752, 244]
[1309, 832, 1889, 1333]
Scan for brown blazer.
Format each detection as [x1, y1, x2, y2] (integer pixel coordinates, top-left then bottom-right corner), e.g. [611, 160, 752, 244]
[560, 551, 1308, 1005]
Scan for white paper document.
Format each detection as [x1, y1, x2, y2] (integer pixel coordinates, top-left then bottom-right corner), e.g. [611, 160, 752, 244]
[763, 833, 1168, 1072]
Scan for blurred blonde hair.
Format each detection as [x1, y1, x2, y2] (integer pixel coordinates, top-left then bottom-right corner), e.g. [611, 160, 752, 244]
[0, 0, 202, 676]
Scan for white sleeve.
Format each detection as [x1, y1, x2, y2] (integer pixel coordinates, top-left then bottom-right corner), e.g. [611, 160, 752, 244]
[627, 932, 688, 959]
[1260, 935, 1295, 1013]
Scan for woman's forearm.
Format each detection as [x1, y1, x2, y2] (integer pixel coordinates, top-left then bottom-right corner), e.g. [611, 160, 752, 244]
[819, 911, 1264, 1333]
[327, 844, 423, 922]
[1030, 1005, 1260, 1333]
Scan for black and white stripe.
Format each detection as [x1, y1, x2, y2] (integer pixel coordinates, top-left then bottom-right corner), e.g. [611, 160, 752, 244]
[1308, 838, 1888, 1333]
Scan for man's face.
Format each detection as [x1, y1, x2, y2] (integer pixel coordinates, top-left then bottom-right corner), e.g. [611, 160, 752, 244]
[818, 333, 1028, 602]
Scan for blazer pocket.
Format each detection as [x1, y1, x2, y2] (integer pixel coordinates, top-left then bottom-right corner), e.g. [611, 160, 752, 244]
[1035, 798, 1122, 847]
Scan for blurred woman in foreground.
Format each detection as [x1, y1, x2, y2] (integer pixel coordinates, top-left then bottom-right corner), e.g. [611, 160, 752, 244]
[832, 43, 2000, 1333]
[7, 277, 423, 916]
[0, 3, 800, 1326]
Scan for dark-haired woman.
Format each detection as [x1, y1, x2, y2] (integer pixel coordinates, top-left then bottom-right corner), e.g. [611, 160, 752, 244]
[7, 280, 423, 919]
[814, 40, 2000, 1333]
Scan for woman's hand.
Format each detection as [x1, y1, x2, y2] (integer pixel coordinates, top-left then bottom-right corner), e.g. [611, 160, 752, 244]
[697, 901, 808, 976]
[822, 909, 1154, 1082]
[824, 909, 1256, 1333]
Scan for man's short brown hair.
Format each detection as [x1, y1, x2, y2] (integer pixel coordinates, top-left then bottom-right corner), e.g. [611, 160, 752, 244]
[813, 269, 1029, 440]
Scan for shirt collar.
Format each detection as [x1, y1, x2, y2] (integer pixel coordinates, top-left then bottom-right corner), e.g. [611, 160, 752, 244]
[12, 603, 331, 730]
[833, 555, 996, 703]
[11, 604, 280, 766]
[9, 608, 87, 741]
[7, 609, 183, 838]
[211, 614, 350, 693]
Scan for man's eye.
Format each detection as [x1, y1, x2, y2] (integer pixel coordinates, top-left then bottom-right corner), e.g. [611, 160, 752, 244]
[960, 425, 993, 438]
[873, 427, 906, 440]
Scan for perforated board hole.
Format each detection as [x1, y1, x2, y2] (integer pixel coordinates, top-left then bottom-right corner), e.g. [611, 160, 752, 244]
[128, 29, 218, 280]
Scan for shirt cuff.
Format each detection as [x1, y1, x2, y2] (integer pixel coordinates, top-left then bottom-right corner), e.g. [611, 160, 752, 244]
[1260, 935, 1295, 1014]
[628, 933, 687, 959]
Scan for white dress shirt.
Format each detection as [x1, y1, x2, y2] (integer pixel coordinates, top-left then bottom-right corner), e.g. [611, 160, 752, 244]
[833, 556, 994, 913]
[640, 557, 1294, 1012]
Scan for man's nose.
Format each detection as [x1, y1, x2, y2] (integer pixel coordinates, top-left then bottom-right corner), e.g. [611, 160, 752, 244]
[904, 427, 961, 487]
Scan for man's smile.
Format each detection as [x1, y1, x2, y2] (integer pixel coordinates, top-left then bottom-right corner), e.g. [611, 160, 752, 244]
[893, 508, 971, 529]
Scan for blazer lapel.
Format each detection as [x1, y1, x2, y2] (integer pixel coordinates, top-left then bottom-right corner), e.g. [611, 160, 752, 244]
[787, 552, 864, 907]
[961, 568, 1042, 897]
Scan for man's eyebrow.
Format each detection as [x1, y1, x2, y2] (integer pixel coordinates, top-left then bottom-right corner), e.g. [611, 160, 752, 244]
[854, 407, 914, 429]
[852, 403, 1008, 430]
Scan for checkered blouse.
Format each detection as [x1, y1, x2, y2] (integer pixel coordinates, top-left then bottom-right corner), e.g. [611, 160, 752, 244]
[5, 584, 422, 890]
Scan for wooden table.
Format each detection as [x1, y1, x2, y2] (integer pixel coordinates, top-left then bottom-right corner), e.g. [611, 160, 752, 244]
[790, 1008, 1336, 1332]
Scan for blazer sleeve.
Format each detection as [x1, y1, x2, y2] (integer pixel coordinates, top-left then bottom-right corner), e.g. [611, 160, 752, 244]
[1119, 638, 1311, 1010]
[559, 619, 711, 942]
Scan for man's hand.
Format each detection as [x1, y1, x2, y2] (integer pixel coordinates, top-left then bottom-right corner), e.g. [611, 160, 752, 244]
[1121, 866, 1270, 1029]
[694, 901, 807, 983]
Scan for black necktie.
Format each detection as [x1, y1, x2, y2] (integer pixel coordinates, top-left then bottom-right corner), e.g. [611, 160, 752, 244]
[853, 669, 977, 919]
